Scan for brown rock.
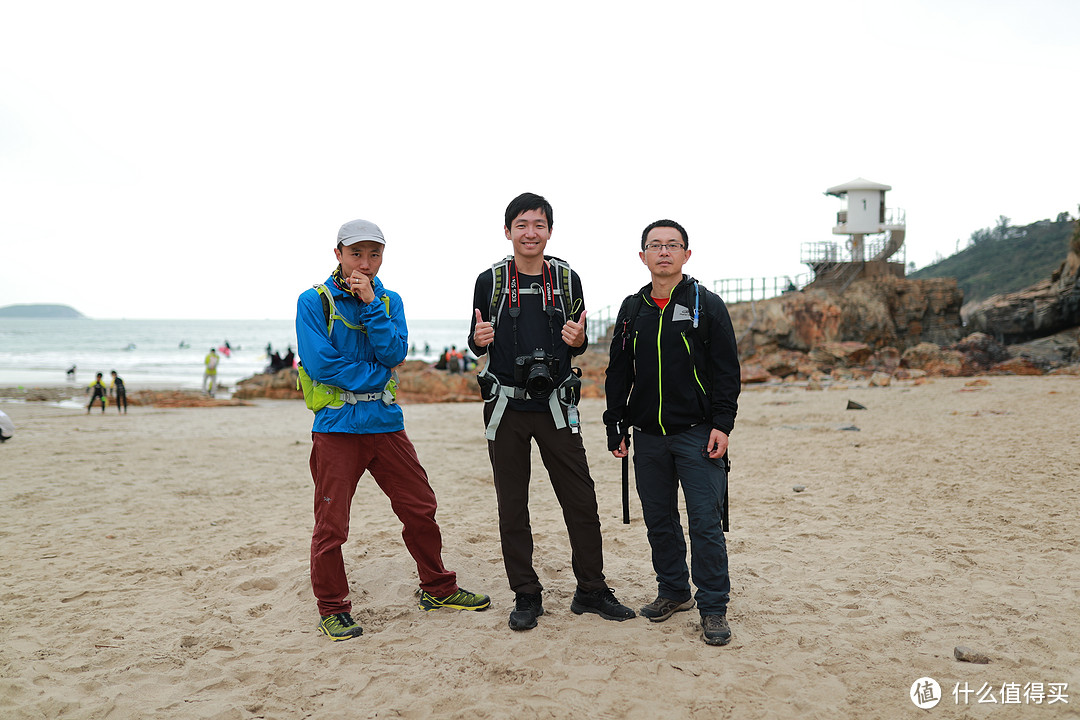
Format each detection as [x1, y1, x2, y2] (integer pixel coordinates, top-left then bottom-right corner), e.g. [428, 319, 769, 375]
[728, 279, 964, 358]
[234, 370, 304, 400]
[809, 341, 874, 367]
[951, 333, 1011, 373]
[868, 372, 892, 387]
[901, 343, 965, 377]
[954, 646, 991, 664]
[872, 347, 901, 373]
[128, 391, 252, 408]
[964, 220, 1080, 342]
[760, 350, 807, 378]
[740, 364, 772, 384]
[988, 358, 1044, 376]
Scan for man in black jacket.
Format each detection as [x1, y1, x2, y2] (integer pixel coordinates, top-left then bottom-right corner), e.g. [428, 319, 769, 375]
[469, 192, 635, 632]
[604, 219, 741, 646]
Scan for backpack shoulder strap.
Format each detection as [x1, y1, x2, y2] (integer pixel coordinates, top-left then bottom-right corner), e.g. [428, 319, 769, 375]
[547, 256, 581, 320]
[488, 256, 511, 328]
[692, 281, 711, 345]
[315, 284, 335, 334]
[315, 283, 369, 335]
[617, 292, 645, 353]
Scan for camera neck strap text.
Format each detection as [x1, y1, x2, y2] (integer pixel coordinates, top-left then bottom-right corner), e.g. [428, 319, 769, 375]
[507, 258, 558, 360]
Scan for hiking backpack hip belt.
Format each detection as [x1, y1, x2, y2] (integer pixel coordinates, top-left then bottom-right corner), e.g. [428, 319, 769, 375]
[476, 365, 581, 441]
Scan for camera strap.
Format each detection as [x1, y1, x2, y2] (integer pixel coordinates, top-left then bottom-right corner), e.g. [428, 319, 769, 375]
[507, 259, 559, 359]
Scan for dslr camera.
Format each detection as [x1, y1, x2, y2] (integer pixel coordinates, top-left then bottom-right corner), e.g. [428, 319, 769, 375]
[514, 348, 561, 399]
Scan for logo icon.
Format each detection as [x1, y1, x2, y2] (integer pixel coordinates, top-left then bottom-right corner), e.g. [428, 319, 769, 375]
[911, 677, 942, 709]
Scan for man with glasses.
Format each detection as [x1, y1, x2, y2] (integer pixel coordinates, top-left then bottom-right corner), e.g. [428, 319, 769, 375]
[603, 219, 741, 646]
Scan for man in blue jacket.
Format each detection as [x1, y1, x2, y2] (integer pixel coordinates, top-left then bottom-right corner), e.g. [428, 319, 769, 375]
[604, 219, 741, 646]
[296, 218, 490, 641]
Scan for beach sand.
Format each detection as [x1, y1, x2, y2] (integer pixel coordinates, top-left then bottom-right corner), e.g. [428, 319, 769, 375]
[1, 376, 1078, 719]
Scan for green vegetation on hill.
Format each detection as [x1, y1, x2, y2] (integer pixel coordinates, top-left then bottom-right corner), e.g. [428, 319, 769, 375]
[910, 215, 1076, 304]
[0, 304, 85, 319]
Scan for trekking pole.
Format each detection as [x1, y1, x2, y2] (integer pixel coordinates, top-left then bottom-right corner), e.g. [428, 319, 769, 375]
[621, 453, 630, 524]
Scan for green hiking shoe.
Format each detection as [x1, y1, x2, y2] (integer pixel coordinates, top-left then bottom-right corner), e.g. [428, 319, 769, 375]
[318, 612, 363, 641]
[417, 587, 491, 612]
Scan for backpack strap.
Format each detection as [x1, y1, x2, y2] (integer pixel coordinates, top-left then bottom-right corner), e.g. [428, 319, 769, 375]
[314, 283, 389, 335]
[617, 293, 646, 353]
[548, 256, 581, 321]
[488, 256, 582, 328]
[488, 257, 510, 329]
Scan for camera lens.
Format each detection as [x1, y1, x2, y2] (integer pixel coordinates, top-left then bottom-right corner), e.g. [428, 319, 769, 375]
[525, 362, 554, 398]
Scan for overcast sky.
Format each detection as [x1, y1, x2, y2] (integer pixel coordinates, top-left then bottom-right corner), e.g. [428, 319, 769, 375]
[2, 1, 1077, 321]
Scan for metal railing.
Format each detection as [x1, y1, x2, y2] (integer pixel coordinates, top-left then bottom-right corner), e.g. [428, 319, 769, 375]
[712, 274, 811, 304]
[801, 235, 906, 266]
[586, 273, 812, 345]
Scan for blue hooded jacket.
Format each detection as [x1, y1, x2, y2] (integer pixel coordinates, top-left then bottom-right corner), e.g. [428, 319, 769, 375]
[295, 274, 408, 434]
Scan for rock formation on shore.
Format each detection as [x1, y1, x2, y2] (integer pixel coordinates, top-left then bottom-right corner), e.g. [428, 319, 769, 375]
[963, 220, 1080, 343]
[725, 275, 1078, 384]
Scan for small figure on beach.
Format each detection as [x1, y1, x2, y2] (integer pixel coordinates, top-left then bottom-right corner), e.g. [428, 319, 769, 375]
[86, 372, 108, 414]
[109, 370, 127, 414]
[468, 192, 635, 631]
[203, 348, 219, 397]
[66, 365, 76, 381]
[604, 219, 741, 647]
[296, 218, 490, 641]
[0, 408, 13, 442]
[444, 345, 464, 374]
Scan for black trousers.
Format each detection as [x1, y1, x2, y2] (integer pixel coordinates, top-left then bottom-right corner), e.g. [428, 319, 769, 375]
[485, 404, 607, 595]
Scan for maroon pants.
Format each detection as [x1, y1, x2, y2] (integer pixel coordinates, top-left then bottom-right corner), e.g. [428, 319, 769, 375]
[309, 430, 457, 616]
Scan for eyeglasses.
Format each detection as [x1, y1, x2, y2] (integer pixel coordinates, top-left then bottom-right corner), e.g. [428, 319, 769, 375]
[644, 242, 686, 253]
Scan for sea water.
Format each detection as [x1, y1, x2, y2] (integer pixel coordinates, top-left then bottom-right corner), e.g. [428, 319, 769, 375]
[0, 317, 470, 393]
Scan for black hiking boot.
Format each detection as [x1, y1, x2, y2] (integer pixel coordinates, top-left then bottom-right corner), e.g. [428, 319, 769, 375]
[509, 592, 543, 631]
[701, 614, 732, 646]
[570, 588, 636, 621]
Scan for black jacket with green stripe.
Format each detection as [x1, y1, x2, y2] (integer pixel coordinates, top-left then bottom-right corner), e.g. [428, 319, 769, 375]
[603, 275, 740, 450]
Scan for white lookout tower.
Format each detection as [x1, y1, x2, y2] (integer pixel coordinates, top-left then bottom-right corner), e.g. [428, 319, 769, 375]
[801, 177, 907, 292]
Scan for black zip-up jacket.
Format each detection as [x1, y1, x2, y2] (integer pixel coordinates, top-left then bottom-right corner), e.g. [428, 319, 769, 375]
[603, 275, 740, 449]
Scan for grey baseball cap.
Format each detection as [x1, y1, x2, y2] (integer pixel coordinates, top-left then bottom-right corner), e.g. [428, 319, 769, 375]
[337, 219, 385, 247]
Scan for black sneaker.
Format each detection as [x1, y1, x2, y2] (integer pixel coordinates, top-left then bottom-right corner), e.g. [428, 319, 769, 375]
[509, 592, 543, 631]
[640, 595, 695, 623]
[318, 612, 363, 641]
[701, 614, 732, 646]
[570, 588, 636, 621]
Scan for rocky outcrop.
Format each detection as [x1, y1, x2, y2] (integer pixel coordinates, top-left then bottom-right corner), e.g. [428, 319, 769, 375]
[728, 277, 964, 357]
[964, 221, 1080, 343]
[234, 369, 304, 400]
[233, 361, 482, 404]
[128, 391, 252, 407]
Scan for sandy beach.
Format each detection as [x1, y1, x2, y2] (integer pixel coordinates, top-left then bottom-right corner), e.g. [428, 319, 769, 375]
[1, 375, 1078, 719]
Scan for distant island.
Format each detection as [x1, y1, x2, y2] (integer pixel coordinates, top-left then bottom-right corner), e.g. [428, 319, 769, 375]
[0, 304, 85, 319]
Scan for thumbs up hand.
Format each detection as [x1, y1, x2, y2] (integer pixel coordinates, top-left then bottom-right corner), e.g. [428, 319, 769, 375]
[472, 308, 495, 348]
[561, 309, 587, 348]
